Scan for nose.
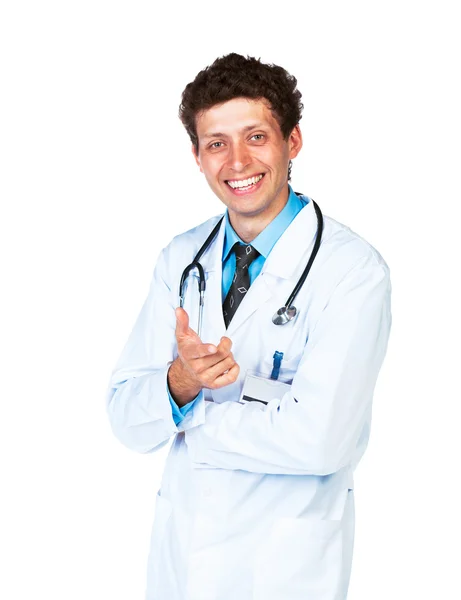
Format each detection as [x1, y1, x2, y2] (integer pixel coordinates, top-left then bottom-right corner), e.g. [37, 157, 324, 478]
[227, 141, 251, 173]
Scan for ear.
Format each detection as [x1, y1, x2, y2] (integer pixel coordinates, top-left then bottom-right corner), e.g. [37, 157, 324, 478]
[192, 144, 203, 173]
[288, 124, 303, 159]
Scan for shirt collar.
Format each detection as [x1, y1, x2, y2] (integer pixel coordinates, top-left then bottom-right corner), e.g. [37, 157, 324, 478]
[222, 185, 307, 261]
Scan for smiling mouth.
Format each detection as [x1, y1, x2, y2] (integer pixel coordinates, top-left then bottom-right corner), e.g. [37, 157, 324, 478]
[225, 173, 265, 191]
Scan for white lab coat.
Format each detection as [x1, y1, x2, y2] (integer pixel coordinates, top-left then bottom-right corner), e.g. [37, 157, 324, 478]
[107, 199, 391, 600]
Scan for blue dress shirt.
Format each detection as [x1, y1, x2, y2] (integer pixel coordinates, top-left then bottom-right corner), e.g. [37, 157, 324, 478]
[169, 185, 308, 425]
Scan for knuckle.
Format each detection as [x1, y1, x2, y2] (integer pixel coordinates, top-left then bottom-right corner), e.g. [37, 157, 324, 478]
[179, 349, 190, 362]
[194, 361, 206, 375]
[202, 374, 212, 386]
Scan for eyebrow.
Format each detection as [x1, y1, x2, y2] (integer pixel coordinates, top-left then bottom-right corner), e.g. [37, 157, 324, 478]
[202, 123, 266, 139]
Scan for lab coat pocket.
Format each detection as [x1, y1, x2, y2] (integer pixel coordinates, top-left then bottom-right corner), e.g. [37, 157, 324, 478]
[146, 491, 173, 599]
[253, 516, 344, 600]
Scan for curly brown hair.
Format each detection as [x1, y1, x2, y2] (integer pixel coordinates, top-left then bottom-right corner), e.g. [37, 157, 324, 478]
[179, 53, 303, 180]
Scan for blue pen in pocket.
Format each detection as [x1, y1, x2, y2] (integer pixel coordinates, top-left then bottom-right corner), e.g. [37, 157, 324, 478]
[270, 351, 284, 381]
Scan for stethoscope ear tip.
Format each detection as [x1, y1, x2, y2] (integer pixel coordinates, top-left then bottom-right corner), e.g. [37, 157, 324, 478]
[272, 306, 297, 325]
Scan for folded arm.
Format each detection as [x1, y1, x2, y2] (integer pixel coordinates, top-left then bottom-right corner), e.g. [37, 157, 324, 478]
[185, 255, 392, 475]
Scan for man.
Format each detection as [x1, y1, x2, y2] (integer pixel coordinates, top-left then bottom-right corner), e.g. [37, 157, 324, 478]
[107, 53, 391, 600]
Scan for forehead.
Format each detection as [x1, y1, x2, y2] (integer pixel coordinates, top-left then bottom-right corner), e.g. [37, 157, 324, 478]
[195, 97, 281, 138]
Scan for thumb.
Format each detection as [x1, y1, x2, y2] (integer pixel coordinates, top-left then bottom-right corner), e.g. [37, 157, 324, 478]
[175, 307, 190, 338]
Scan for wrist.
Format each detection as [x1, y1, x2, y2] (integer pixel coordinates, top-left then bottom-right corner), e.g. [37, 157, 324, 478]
[167, 358, 202, 407]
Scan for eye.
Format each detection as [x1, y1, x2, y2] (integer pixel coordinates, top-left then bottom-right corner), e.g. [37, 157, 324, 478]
[209, 141, 224, 149]
[251, 134, 265, 142]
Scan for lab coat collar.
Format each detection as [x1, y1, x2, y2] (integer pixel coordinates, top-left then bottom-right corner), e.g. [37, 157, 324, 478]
[261, 197, 319, 280]
[226, 198, 319, 336]
[196, 214, 227, 274]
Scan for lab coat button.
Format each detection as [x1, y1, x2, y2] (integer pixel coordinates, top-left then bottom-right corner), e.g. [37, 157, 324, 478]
[203, 487, 212, 498]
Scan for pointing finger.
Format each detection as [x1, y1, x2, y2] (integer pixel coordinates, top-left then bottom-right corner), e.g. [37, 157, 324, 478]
[190, 343, 218, 360]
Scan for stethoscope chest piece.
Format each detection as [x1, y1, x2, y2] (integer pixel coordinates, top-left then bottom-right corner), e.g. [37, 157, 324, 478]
[272, 305, 297, 325]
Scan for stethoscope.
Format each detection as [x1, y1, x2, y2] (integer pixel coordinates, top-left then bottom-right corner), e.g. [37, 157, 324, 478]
[179, 194, 323, 338]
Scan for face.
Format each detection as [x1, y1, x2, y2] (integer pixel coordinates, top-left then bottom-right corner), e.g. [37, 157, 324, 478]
[193, 98, 302, 228]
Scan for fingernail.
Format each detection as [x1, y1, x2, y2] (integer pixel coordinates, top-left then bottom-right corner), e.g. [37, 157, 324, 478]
[208, 346, 217, 354]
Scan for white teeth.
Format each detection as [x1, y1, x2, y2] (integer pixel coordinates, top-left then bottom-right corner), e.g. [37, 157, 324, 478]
[227, 174, 263, 189]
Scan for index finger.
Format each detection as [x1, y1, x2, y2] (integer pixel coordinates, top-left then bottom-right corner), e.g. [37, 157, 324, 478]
[182, 342, 218, 360]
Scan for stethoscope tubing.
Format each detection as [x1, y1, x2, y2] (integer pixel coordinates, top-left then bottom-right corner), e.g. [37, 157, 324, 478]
[283, 199, 323, 309]
[179, 218, 223, 303]
[179, 195, 323, 330]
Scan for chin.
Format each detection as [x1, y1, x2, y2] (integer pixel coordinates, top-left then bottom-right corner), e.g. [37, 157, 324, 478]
[232, 202, 267, 217]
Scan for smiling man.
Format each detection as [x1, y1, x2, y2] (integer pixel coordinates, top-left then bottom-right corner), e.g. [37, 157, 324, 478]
[192, 97, 302, 240]
[107, 53, 392, 600]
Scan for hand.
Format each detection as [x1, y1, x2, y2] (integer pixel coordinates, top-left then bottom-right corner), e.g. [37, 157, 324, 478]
[167, 307, 240, 406]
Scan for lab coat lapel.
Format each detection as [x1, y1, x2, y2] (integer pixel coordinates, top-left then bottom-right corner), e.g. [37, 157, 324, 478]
[198, 216, 227, 344]
[226, 201, 319, 337]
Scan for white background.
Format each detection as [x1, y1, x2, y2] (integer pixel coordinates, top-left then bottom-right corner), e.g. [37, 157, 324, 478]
[1, 1, 460, 598]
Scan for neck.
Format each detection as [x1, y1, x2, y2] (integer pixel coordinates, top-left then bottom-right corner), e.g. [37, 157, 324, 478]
[228, 185, 290, 243]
